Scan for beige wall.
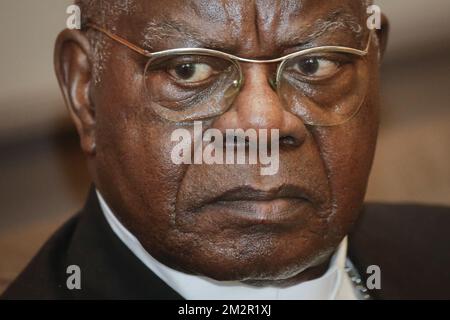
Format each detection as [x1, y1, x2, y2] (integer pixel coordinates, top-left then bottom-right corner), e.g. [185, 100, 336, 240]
[377, 0, 450, 58]
[0, 0, 71, 142]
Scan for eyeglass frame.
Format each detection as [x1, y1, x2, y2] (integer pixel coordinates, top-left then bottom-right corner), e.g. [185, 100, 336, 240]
[86, 22, 374, 126]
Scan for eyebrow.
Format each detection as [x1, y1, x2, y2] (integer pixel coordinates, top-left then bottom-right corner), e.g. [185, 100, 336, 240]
[285, 9, 365, 47]
[142, 19, 231, 50]
[141, 8, 364, 51]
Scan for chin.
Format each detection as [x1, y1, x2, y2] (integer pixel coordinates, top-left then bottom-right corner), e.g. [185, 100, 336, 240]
[195, 257, 322, 284]
[171, 237, 336, 283]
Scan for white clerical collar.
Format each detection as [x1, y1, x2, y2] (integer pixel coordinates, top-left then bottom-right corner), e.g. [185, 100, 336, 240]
[96, 190, 356, 300]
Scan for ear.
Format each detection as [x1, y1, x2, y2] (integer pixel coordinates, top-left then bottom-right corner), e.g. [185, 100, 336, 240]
[54, 29, 96, 155]
[376, 13, 390, 60]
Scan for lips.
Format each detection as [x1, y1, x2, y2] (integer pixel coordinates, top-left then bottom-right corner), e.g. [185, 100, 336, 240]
[209, 185, 312, 203]
[198, 184, 316, 226]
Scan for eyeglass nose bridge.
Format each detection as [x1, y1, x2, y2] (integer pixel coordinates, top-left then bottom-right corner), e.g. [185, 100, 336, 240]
[227, 57, 282, 95]
[231, 72, 278, 96]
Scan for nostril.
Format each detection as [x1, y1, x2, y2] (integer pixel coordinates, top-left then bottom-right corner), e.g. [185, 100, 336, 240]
[280, 135, 299, 147]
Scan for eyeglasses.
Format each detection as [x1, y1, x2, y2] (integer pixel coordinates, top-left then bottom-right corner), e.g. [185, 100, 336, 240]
[87, 23, 373, 126]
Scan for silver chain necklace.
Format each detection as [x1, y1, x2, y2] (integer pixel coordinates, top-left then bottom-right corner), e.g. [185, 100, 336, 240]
[345, 259, 372, 300]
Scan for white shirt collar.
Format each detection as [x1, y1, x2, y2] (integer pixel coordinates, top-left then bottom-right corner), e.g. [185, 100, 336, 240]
[96, 190, 357, 300]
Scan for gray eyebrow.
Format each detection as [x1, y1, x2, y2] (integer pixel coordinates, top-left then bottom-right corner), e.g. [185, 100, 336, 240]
[297, 9, 365, 46]
[142, 19, 228, 50]
[142, 8, 364, 51]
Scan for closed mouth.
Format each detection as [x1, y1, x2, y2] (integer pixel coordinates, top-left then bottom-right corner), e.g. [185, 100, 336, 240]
[200, 184, 315, 226]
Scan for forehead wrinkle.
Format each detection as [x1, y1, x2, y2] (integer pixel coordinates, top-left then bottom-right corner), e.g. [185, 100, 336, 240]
[253, 0, 304, 51]
[191, 0, 241, 25]
[140, 3, 365, 53]
[140, 0, 260, 52]
[223, 0, 248, 38]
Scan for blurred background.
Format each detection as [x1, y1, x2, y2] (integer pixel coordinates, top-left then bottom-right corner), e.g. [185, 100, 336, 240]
[0, 0, 449, 293]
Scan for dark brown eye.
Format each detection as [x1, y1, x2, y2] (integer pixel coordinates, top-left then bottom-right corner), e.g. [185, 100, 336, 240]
[297, 58, 319, 75]
[294, 57, 339, 78]
[174, 63, 195, 79]
[168, 63, 215, 83]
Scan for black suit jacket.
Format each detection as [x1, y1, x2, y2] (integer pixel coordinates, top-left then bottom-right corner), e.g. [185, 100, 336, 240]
[2, 189, 450, 300]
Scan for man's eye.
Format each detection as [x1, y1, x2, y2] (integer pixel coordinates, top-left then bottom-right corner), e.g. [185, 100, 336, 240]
[168, 63, 215, 83]
[294, 57, 339, 78]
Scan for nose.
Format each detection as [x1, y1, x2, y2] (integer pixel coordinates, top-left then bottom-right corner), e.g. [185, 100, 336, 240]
[213, 64, 308, 147]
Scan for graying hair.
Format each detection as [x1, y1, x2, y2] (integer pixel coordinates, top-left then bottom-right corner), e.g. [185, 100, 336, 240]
[76, 0, 137, 84]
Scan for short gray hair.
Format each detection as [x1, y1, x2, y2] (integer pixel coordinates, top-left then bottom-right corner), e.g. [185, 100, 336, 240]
[75, 0, 137, 84]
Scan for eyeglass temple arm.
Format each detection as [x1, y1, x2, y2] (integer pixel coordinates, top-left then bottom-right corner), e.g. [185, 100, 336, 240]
[86, 22, 374, 60]
[86, 23, 152, 57]
[364, 30, 374, 53]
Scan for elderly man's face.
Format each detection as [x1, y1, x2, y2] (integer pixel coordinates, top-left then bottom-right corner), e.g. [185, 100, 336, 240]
[57, 0, 385, 283]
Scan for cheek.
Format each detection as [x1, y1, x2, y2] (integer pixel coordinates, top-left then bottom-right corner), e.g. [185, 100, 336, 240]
[96, 112, 190, 249]
[92, 53, 187, 245]
[314, 87, 380, 234]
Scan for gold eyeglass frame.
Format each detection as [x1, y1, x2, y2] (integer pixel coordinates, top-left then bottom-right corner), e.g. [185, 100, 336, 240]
[86, 23, 374, 126]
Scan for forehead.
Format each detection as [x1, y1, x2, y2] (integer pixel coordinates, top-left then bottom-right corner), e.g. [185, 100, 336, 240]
[133, 0, 365, 21]
[119, 0, 367, 53]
